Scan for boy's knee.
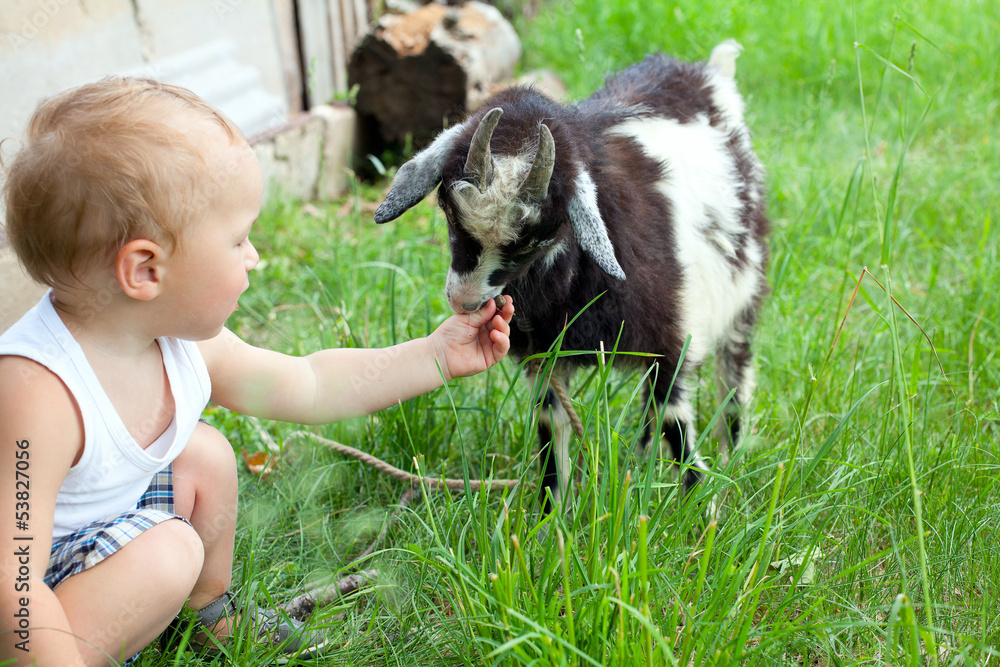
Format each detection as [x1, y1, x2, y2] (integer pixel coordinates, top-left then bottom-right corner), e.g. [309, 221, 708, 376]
[180, 421, 237, 474]
[155, 519, 206, 583]
[173, 422, 239, 524]
[201, 422, 236, 463]
[112, 519, 204, 599]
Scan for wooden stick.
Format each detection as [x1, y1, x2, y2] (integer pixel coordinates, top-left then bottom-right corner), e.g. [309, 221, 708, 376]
[283, 569, 379, 621]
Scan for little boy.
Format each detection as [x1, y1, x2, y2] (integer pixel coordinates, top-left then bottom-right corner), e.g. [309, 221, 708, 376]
[0, 77, 514, 666]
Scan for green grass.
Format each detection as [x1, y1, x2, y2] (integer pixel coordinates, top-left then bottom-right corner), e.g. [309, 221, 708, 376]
[139, 1, 999, 665]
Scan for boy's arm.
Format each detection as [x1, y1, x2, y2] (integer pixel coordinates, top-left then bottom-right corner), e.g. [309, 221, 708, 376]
[0, 356, 87, 666]
[199, 297, 513, 424]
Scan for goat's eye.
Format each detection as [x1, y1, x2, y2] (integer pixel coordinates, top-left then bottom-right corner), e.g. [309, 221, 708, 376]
[521, 238, 555, 253]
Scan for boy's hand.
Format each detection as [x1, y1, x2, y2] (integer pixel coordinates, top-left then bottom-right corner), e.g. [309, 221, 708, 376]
[432, 296, 515, 380]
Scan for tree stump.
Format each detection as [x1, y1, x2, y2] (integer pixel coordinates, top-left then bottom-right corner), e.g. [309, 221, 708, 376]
[348, 1, 520, 154]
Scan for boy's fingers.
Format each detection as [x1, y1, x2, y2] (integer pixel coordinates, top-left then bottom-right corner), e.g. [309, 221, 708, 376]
[464, 301, 495, 329]
[489, 329, 510, 357]
[465, 294, 511, 337]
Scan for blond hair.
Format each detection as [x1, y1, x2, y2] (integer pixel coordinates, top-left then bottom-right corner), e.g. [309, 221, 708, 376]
[1, 77, 246, 288]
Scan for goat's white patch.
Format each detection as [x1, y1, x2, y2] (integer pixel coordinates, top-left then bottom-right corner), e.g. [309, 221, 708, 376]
[445, 246, 507, 313]
[701, 42, 766, 210]
[609, 116, 764, 365]
[450, 153, 539, 247]
[706, 76, 747, 134]
[540, 240, 568, 268]
[702, 73, 766, 209]
[705, 41, 746, 132]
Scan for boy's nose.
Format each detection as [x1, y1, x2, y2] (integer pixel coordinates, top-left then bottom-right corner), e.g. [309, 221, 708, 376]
[246, 242, 260, 270]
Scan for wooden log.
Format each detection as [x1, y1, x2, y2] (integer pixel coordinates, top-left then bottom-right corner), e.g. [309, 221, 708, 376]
[348, 1, 520, 152]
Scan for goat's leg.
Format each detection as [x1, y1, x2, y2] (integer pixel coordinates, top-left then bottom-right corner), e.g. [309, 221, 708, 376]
[642, 370, 709, 490]
[535, 370, 573, 510]
[662, 394, 709, 490]
[714, 311, 757, 457]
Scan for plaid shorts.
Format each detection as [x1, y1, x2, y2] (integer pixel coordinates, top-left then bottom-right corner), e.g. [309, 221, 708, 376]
[45, 465, 189, 590]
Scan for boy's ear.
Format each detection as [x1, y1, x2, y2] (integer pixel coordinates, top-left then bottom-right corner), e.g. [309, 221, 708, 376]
[116, 239, 165, 301]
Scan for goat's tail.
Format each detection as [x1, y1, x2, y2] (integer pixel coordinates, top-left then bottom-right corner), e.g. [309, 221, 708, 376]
[709, 39, 743, 79]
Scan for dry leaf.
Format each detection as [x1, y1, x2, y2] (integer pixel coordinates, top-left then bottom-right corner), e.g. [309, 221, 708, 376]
[242, 449, 279, 480]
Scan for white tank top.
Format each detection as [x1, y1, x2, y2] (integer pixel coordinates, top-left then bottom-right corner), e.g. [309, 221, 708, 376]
[0, 292, 211, 538]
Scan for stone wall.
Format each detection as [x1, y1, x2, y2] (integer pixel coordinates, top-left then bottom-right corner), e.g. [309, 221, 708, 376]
[0, 0, 293, 140]
[0, 0, 364, 331]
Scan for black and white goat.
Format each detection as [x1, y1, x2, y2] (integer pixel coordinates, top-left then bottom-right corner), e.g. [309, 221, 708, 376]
[374, 40, 769, 506]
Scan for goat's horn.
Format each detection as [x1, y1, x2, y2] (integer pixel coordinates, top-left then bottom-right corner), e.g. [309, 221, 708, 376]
[519, 122, 555, 203]
[464, 107, 502, 190]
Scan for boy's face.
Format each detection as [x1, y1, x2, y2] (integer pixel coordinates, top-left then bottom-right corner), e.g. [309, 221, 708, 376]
[163, 131, 263, 340]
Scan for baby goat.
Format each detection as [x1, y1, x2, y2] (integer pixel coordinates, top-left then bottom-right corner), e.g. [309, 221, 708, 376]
[374, 40, 769, 507]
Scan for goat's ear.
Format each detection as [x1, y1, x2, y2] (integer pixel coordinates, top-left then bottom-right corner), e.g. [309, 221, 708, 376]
[374, 123, 465, 223]
[568, 170, 626, 280]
